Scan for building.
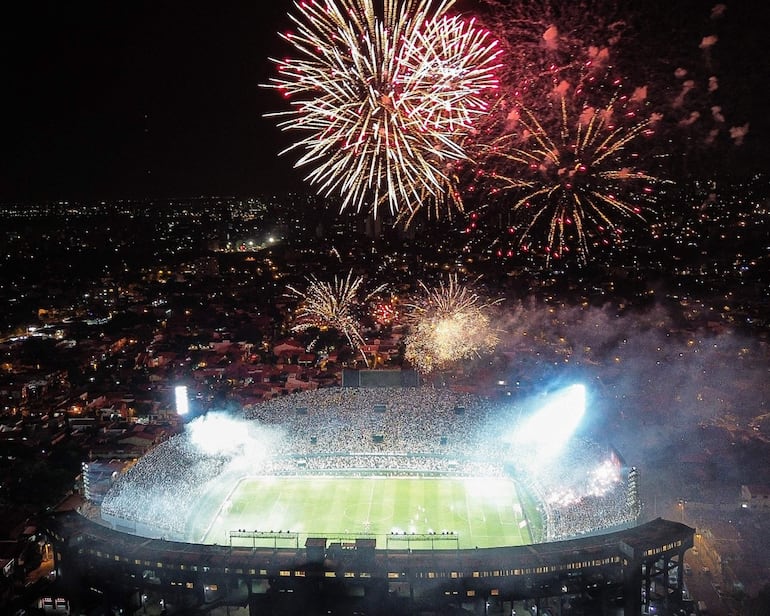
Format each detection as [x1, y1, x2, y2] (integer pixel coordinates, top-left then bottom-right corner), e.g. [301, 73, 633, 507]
[43, 512, 694, 616]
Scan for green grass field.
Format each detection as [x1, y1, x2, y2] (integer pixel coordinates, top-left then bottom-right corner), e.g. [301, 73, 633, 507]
[203, 475, 540, 550]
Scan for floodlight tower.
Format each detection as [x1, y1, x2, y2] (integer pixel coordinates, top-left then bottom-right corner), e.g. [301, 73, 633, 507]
[175, 385, 189, 416]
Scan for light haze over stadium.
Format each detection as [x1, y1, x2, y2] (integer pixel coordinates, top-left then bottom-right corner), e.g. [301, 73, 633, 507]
[98, 381, 640, 549]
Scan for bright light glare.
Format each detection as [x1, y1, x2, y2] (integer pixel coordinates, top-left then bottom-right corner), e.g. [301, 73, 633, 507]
[187, 413, 270, 455]
[185, 412, 283, 463]
[517, 384, 586, 455]
[174, 385, 189, 416]
[187, 413, 251, 456]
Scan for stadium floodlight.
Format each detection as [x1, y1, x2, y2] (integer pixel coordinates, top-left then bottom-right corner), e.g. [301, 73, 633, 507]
[516, 384, 586, 458]
[175, 385, 189, 416]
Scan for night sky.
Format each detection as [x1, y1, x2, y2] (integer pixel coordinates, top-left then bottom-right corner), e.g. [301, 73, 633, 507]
[1, 0, 768, 202]
[2, 1, 299, 201]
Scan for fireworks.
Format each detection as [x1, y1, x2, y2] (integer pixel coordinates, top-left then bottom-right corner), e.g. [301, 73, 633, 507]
[475, 0, 628, 103]
[475, 80, 664, 264]
[463, 0, 750, 265]
[372, 298, 399, 326]
[287, 271, 386, 366]
[266, 0, 501, 222]
[460, 1, 659, 264]
[404, 274, 501, 374]
[475, 0, 746, 173]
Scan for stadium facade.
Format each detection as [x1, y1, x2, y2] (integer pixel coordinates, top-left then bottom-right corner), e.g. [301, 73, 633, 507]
[43, 380, 696, 614]
[43, 512, 693, 615]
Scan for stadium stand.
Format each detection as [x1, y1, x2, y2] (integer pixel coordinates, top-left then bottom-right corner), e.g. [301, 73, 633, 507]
[99, 387, 638, 542]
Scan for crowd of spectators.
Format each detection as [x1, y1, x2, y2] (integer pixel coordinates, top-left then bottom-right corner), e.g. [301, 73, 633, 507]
[101, 435, 229, 537]
[262, 453, 505, 477]
[98, 386, 636, 541]
[243, 387, 493, 456]
[548, 489, 633, 539]
[518, 440, 638, 539]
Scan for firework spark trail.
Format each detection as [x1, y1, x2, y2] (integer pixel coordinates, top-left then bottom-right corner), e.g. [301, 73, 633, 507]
[474, 0, 627, 103]
[266, 0, 501, 222]
[477, 85, 664, 264]
[475, 0, 744, 160]
[463, 0, 749, 266]
[460, 1, 657, 265]
[404, 274, 502, 374]
[372, 298, 399, 326]
[287, 271, 386, 367]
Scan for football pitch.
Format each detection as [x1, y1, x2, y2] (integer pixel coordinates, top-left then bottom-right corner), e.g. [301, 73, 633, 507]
[203, 475, 540, 550]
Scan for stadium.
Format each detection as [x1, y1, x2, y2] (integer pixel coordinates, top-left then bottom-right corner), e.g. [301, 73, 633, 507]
[98, 382, 637, 546]
[45, 378, 694, 615]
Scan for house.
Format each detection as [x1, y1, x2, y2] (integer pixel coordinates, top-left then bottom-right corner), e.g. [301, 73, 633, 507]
[273, 338, 305, 358]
